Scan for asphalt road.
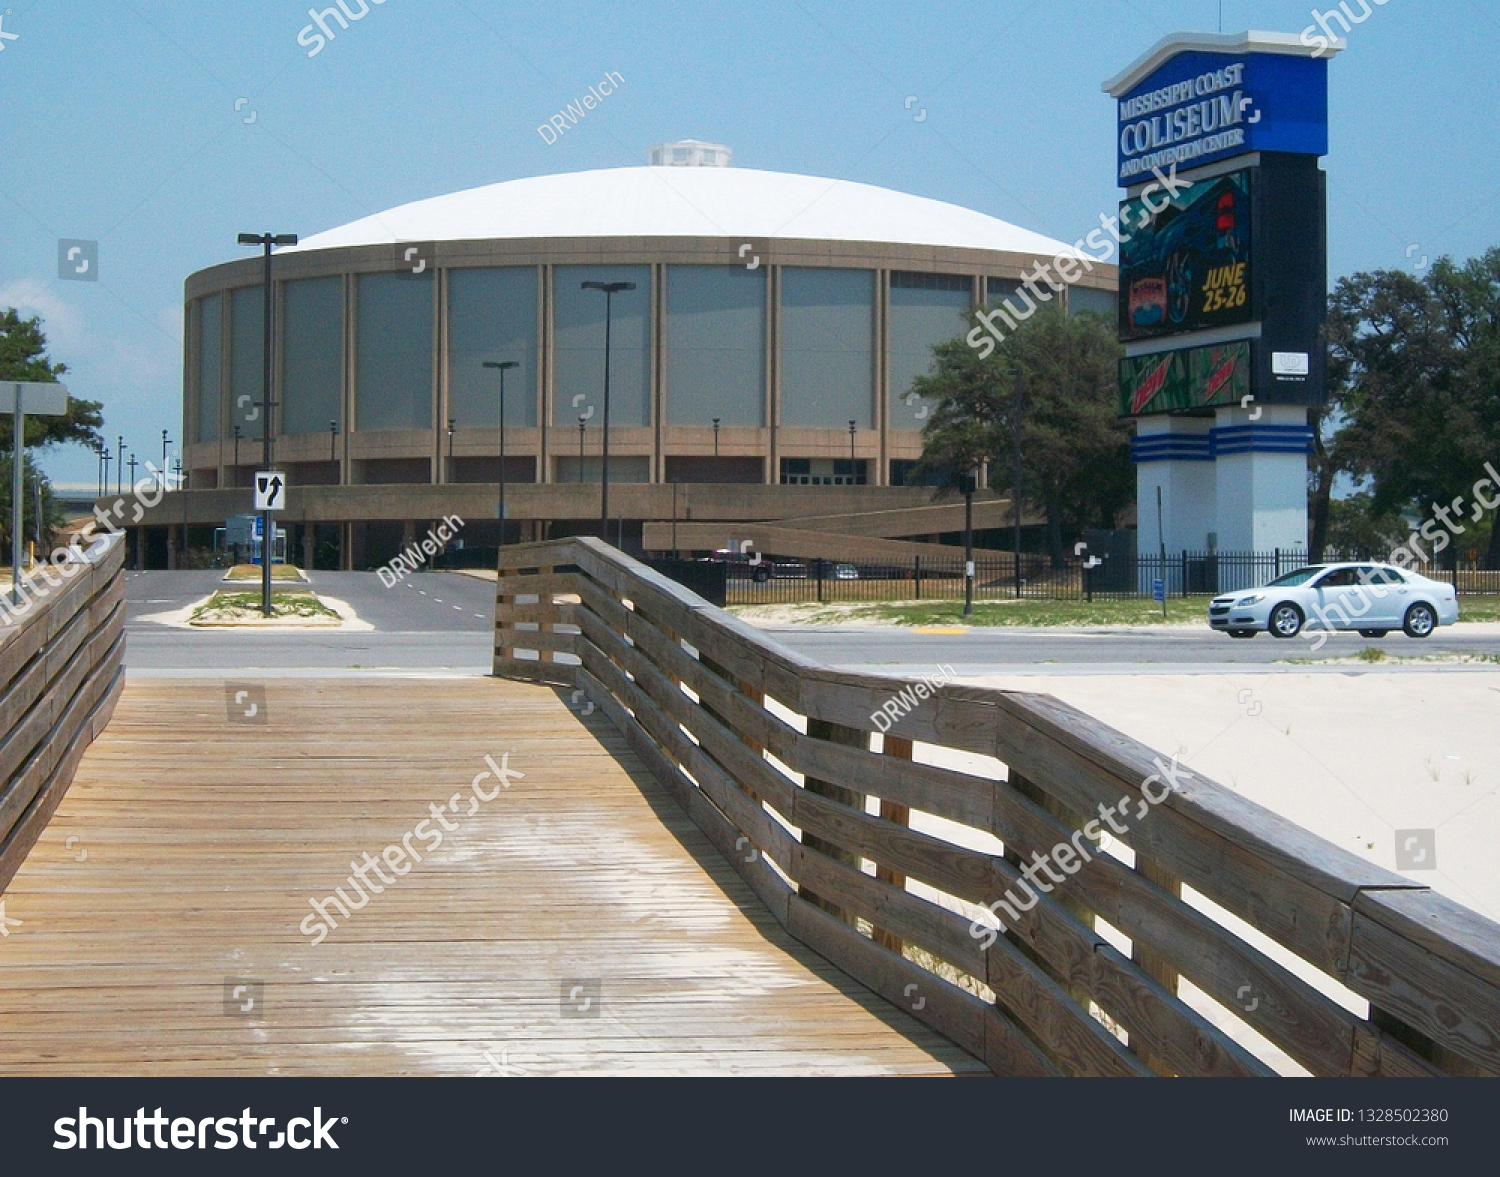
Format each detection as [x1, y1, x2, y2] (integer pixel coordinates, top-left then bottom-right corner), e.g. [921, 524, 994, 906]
[762, 621, 1500, 675]
[124, 569, 496, 672]
[123, 569, 1500, 676]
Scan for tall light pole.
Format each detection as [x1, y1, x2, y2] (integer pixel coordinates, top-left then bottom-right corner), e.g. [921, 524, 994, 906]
[176, 459, 186, 556]
[1012, 365, 1024, 601]
[127, 453, 138, 489]
[161, 430, 171, 488]
[238, 231, 298, 616]
[446, 417, 456, 483]
[578, 416, 586, 482]
[848, 419, 857, 478]
[101, 449, 111, 498]
[95, 442, 104, 498]
[963, 468, 976, 618]
[713, 417, 720, 457]
[483, 361, 520, 549]
[329, 419, 338, 465]
[116, 434, 124, 496]
[580, 280, 635, 543]
[233, 424, 241, 487]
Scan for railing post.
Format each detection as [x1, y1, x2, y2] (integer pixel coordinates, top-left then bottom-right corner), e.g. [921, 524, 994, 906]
[1132, 855, 1182, 1074]
[798, 718, 867, 926]
[815, 558, 824, 604]
[914, 555, 921, 600]
[871, 735, 913, 953]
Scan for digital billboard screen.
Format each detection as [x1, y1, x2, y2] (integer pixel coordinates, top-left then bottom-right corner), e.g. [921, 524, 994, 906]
[1119, 340, 1250, 417]
[1118, 169, 1252, 342]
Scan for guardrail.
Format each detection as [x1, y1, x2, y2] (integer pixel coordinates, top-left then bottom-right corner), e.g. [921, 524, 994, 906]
[0, 534, 127, 895]
[494, 537, 1500, 1076]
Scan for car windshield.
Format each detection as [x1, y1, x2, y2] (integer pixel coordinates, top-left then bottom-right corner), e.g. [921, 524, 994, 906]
[1267, 566, 1325, 587]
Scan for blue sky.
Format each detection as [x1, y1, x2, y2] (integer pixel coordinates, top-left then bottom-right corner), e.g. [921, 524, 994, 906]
[1, 0, 1495, 488]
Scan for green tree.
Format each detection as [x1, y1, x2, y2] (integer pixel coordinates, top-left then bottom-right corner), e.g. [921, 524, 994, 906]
[911, 307, 1130, 565]
[0, 309, 105, 452]
[1323, 249, 1500, 566]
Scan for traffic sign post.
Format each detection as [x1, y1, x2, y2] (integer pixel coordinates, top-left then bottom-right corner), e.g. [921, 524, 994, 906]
[253, 471, 286, 617]
[7, 382, 69, 602]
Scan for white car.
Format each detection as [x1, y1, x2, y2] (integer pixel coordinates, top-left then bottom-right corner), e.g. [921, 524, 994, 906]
[1208, 562, 1459, 640]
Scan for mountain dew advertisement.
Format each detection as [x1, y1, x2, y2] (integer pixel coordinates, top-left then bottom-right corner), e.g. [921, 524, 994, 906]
[1119, 340, 1250, 416]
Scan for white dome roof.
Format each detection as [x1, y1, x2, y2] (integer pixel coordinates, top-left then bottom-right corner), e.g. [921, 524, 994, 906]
[291, 166, 1083, 259]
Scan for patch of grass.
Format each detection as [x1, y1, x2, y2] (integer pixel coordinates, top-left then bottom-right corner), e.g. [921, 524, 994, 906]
[733, 596, 1208, 628]
[190, 589, 339, 623]
[1356, 646, 1388, 663]
[1456, 597, 1500, 622]
[224, 563, 305, 582]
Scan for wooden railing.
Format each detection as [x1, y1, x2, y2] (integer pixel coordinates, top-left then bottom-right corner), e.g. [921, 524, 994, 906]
[0, 534, 127, 895]
[494, 537, 1500, 1077]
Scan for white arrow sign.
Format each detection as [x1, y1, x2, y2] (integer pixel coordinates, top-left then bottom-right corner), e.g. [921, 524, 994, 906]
[254, 471, 286, 511]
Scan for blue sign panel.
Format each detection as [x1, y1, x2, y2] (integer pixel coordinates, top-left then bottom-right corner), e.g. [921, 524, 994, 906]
[1115, 51, 1328, 186]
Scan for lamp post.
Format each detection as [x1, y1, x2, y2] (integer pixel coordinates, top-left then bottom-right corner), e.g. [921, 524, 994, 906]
[116, 435, 124, 496]
[233, 424, 241, 487]
[238, 230, 299, 616]
[1012, 365, 1024, 601]
[127, 453, 138, 489]
[848, 419, 857, 481]
[578, 416, 586, 482]
[329, 419, 338, 466]
[963, 468, 976, 618]
[580, 280, 635, 543]
[101, 448, 111, 499]
[446, 417, 456, 483]
[176, 459, 186, 556]
[161, 429, 171, 488]
[482, 361, 520, 549]
[712, 417, 720, 457]
[95, 442, 104, 498]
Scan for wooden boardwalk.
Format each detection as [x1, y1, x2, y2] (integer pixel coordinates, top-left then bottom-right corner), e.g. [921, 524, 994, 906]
[0, 676, 983, 1076]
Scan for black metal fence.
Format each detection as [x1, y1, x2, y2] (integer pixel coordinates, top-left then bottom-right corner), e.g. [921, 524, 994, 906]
[720, 550, 1500, 606]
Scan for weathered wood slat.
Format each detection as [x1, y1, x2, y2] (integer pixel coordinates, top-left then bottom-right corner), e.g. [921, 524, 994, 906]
[490, 539, 1500, 1078]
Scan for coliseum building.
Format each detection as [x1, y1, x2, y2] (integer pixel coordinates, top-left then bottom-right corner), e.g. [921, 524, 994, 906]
[164, 146, 1116, 569]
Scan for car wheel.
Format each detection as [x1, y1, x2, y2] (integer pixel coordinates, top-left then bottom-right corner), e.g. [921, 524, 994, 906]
[1269, 603, 1304, 639]
[1227, 629, 1257, 639]
[1403, 603, 1437, 639]
[1358, 629, 1389, 638]
[752, 566, 770, 583]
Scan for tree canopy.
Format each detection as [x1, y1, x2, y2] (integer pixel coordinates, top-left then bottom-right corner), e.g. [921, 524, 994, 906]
[1322, 247, 1500, 565]
[0, 309, 105, 452]
[911, 307, 1131, 564]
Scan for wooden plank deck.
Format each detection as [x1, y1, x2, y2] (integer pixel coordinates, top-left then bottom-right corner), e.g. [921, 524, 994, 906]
[0, 675, 984, 1076]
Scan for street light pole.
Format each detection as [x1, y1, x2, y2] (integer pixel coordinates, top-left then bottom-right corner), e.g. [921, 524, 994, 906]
[578, 416, 586, 482]
[101, 449, 111, 499]
[95, 442, 103, 498]
[963, 469, 975, 618]
[233, 425, 241, 487]
[127, 453, 138, 489]
[330, 419, 338, 466]
[580, 280, 636, 544]
[483, 361, 519, 548]
[848, 419, 856, 477]
[446, 417, 456, 483]
[176, 459, 186, 556]
[161, 430, 171, 489]
[713, 417, 720, 457]
[238, 231, 298, 615]
[116, 435, 124, 496]
[1013, 366, 1024, 601]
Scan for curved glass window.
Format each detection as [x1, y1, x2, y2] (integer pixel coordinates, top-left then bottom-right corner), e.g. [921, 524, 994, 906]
[281, 277, 343, 435]
[449, 267, 537, 427]
[195, 294, 221, 442]
[554, 266, 651, 427]
[356, 271, 434, 431]
[666, 265, 765, 426]
[889, 272, 971, 431]
[230, 286, 265, 434]
[780, 268, 873, 428]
